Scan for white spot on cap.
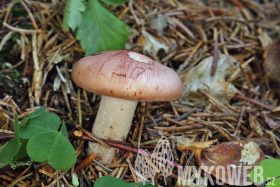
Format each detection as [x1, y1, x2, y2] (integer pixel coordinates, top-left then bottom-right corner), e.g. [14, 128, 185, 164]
[128, 52, 153, 64]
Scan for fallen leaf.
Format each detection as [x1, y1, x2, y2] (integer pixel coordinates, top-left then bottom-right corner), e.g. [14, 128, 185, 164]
[180, 54, 238, 105]
[263, 114, 278, 129]
[177, 139, 218, 153]
[249, 113, 263, 136]
[195, 140, 265, 186]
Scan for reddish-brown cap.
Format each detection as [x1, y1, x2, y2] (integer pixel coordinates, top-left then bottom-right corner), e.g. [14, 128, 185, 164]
[71, 50, 183, 101]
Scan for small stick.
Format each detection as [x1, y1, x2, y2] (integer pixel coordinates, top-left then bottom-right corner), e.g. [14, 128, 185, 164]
[3, 22, 42, 34]
[126, 158, 137, 182]
[170, 102, 179, 118]
[59, 170, 70, 187]
[162, 116, 185, 126]
[233, 106, 245, 136]
[89, 165, 98, 180]
[211, 34, 219, 76]
[137, 116, 144, 150]
[83, 89, 93, 114]
[188, 117, 232, 141]
[61, 83, 72, 115]
[18, 0, 38, 29]
[266, 130, 280, 156]
[197, 88, 231, 113]
[2, 2, 15, 28]
[171, 17, 195, 39]
[128, 0, 140, 25]
[9, 173, 33, 187]
[233, 94, 274, 110]
[239, 64, 251, 94]
[120, 167, 129, 180]
[171, 136, 179, 161]
[177, 41, 203, 73]
[131, 122, 139, 140]
[116, 167, 125, 178]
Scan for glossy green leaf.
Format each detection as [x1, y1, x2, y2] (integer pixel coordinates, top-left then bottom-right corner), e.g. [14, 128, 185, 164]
[61, 121, 69, 141]
[27, 131, 76, 170]
[14, 114, 20, 144]
[0, 161, 9, 168]
[14, 139, 28, 161]
[76, 0, 130, 55]
[62, 0, 85, 31]
[250, 158, 280, 183]
[20, 106, 46, 126]
[0, 137, 21, 163]
[0, 114, 21, 163]
[19, 112, 60, 139]
[94, 175, 131, 187]
[101, 0, 129, 5]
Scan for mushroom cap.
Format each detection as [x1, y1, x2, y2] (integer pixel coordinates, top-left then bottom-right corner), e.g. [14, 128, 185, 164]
[71, 50, 183, 101]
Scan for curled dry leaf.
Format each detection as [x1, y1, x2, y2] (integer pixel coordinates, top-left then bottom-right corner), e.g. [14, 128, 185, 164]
[175, 134, 197, 147]
[262, 114, 278, 129]
[258, 31, 272, 48]
[150, 14, 167, 35]
[73, 130, 83, 137]
[270, 106, 280, 117]
[195, 140, 265, 186]
[180, 54, 238, 105]
[249, 113, 263, 136]
[177, 139, 217, 153]
[136, 29, 169, 57]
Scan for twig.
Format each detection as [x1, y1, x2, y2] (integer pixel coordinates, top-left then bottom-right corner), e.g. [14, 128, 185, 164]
[3, 22, 42, 33]
[233, 94, 275, 111]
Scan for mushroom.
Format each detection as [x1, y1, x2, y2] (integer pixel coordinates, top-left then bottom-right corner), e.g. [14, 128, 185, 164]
[71, 50, 183, 164]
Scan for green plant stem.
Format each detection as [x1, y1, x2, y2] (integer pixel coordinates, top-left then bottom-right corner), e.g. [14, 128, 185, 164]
[9, 173, 33, 187]
[56, 170, 59, 187]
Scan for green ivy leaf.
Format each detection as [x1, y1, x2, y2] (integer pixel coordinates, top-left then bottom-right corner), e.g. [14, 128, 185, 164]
[94, 176, 131, 187]
[20, 106, 46, 126]
[27, 131, 76, 170]
[76, 0, 130, 55]
[250, 159, 280, 183]
[19, 112, 60, 139]
[62, 0, 85, 31]
[101, 0, 129, 6]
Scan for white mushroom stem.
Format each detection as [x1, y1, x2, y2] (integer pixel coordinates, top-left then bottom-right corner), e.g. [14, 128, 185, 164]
[88, 95, 138, 164]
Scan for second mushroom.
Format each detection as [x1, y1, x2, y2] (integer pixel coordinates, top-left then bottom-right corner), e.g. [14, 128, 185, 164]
[71, 50, 183, 164]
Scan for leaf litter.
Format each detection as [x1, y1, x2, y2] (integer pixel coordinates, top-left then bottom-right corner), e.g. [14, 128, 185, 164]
[1, 0, 280, 186]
